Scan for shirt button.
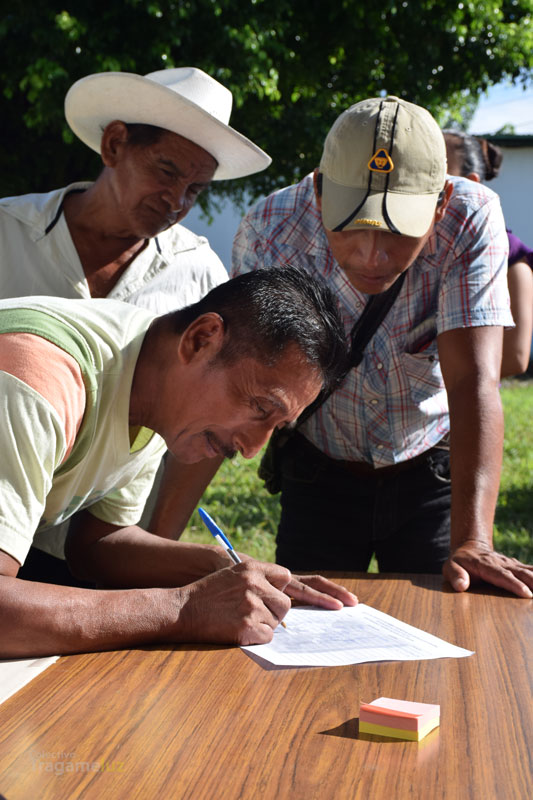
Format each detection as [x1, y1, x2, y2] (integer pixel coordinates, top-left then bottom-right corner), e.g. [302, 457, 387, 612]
[376, 362, 383, 370]
[377, 444, 384, 450]
[370, 399, 379, 405]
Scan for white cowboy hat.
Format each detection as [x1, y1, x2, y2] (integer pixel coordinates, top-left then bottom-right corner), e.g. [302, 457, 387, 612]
[64, 67, 272, 180]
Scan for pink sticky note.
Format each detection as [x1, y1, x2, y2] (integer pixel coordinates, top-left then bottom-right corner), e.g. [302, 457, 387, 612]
[360, 698, 440, 732]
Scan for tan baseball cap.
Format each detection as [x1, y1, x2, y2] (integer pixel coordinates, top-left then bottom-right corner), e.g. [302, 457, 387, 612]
[319, 96, 446, 237]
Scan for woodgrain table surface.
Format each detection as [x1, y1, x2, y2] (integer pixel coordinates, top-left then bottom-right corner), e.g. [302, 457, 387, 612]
[0, 574, 531, 800]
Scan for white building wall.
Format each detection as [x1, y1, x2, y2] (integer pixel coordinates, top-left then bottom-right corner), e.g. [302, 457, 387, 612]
[487, 145, 533, 247]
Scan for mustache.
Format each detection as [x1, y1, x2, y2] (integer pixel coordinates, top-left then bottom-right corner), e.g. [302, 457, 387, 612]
[206, 431, 237, 460]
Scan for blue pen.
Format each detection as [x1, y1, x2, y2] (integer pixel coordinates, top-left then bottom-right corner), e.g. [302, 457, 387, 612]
[198, 507, 242, 565]
[198, 507, 288, 629]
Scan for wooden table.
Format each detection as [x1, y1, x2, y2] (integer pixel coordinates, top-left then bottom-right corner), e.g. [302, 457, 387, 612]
[0, 574, 531, 800]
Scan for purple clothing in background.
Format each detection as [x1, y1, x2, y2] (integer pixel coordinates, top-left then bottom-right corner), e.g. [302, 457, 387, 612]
[507, 229, 533, 269]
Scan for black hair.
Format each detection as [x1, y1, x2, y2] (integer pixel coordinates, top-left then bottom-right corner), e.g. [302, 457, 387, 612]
[122, 123, 218, 169]
[123, 123, 167, 148]
[478, 137, 503, 181]
[170, 264, 348, 393]
[442, 130, 503, 182]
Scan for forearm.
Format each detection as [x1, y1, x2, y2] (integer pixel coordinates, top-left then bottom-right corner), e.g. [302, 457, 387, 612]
[0, 576, 179, 658]
[439, 329, 532, 596]
[1, 555, 300, 657]
[66, 517, 227, 588]
[149, 455, 224, 539]
[448, 378, 503, 550]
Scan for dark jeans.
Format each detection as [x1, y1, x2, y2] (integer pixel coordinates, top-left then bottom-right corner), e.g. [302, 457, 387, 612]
[276, 433, 451, 573]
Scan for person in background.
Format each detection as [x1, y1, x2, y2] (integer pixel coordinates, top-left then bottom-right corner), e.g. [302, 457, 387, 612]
[0, 66, 271, 583]
[230, 96, 533, 599]
[443, 130, 533, 377]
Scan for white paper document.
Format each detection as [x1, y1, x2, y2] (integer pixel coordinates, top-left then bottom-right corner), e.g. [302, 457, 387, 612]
[242, 603, 474, 667]
[0, 656, 59, 706]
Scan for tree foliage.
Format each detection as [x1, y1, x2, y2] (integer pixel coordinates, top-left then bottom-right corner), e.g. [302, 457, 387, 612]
[1, 0, 533, 205]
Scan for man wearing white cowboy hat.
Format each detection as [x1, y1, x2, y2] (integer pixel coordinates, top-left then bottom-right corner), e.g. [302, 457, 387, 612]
[0, 66, 271, 585]
[230, 96, 533, 600]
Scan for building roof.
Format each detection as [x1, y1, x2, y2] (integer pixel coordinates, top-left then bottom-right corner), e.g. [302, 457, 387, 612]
[484, 134, 533, 148]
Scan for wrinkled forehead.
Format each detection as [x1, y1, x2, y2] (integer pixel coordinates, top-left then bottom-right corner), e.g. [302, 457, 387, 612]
[269, 350, 323, 406]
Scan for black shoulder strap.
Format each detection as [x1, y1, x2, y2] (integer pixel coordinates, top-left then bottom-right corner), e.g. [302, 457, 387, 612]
[348, 270, 406, 369]
[296, 271, 406, 427]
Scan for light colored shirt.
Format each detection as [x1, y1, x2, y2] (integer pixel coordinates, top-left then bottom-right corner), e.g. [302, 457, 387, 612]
[0, 183, 228, 558]
[0, 183, 228, 312]
[0, 297, 166, 566]
[232, 174, 513, 466]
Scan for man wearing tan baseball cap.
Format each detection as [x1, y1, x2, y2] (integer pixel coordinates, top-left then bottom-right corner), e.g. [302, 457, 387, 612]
[229, 96, 533, 600]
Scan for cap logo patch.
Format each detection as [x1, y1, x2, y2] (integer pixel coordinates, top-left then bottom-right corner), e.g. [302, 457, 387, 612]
[368, 148, 394, 173]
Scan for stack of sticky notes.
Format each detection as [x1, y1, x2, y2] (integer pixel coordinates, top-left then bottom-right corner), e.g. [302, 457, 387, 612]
[359, 697, 440, 741]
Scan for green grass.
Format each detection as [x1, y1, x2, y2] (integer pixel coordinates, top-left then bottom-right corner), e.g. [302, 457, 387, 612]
[181, 453, 280, 561]
[182, 379, 533, 566]
[494, 379, 533, 563]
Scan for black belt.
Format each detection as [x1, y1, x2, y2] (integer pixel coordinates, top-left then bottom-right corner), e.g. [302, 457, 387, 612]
[340, 443, 448, 478]
[292, 431, 449, 478]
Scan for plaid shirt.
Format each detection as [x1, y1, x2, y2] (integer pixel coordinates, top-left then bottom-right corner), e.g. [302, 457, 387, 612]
[232, 174, 512, 466]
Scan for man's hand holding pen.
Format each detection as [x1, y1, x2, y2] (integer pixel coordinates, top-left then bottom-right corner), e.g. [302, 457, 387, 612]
[193, 507, 358, 644]
[173, 561, 358, 646]
[174, 561, 292, 645]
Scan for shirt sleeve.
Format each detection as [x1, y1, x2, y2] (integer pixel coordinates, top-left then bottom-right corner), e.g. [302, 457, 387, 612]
[197, 239, 229, 289]
[86, 445, 165, 528]
[231, 213, 267, 278]
[0, 371, 67, 565]
[437, 193, 513, 333]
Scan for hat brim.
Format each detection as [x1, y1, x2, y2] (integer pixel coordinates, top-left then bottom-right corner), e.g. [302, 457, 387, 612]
[64, 72, 271, 180]
[321, 174, 439, 237]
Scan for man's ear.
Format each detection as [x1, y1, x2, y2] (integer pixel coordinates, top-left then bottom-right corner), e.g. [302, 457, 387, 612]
[177, 313, 226, 365]
[313, 167, 323, 211]
[100, 120, 130, 167]
[434, 180, 454, 223]
[466, 171, 482, 183]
